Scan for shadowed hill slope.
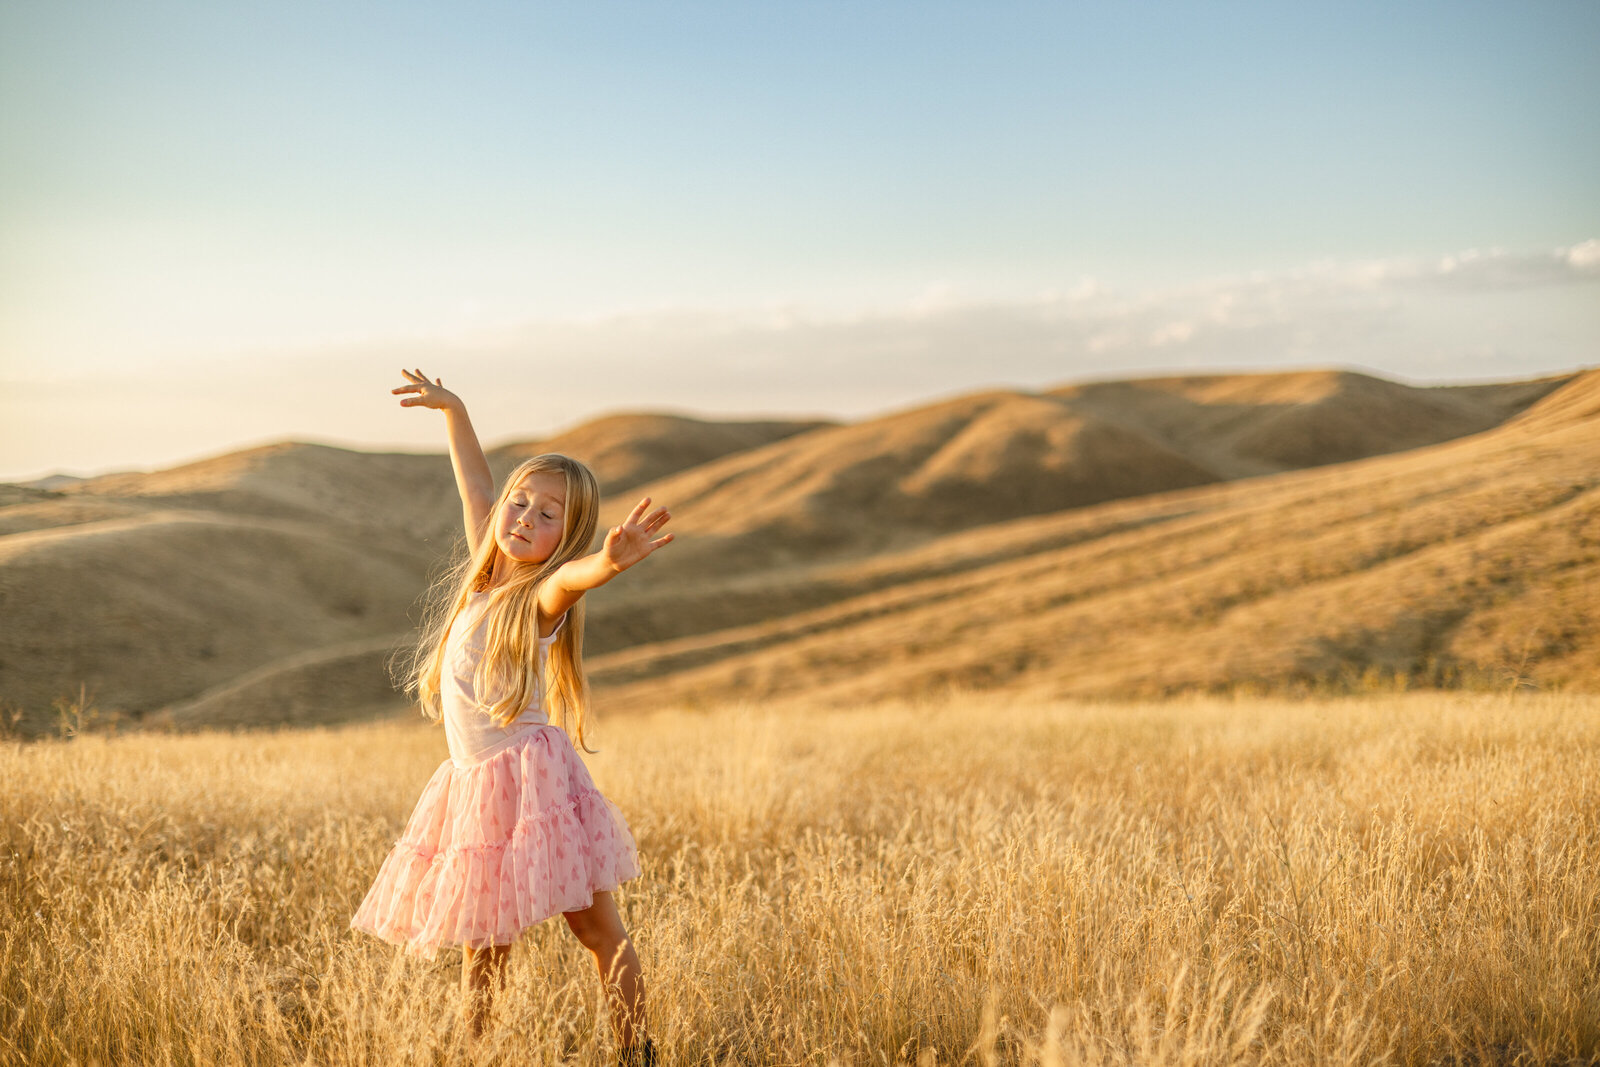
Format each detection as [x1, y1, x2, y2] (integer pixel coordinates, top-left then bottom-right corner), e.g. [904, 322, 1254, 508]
[0, 511, 427, 729]
[0, 367, 1586, 734]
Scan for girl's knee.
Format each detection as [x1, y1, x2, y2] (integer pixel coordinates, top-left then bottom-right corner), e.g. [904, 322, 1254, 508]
[564, 901, 628, 954]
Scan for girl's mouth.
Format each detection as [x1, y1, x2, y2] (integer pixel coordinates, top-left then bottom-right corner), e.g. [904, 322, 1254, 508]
[511, 532, 530, 543]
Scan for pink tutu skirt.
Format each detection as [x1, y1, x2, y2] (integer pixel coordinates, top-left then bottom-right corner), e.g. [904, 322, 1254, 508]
[350, 724, 640, 958]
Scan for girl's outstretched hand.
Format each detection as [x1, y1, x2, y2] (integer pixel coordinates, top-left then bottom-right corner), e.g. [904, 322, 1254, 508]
[392, 368, 463, 412]
[602, 497, 674, 573]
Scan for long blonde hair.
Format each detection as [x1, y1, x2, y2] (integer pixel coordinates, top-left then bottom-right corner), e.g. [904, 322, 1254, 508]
[398, 454, 603, 752]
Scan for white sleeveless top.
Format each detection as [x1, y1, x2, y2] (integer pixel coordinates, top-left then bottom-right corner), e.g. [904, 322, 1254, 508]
[441, 591, 566, 767]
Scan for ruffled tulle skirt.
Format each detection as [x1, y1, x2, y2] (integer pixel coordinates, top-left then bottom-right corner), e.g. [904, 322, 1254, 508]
[349, 724, 640, 958]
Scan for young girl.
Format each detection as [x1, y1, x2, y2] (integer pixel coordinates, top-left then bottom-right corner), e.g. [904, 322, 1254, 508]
[351, 368, 669, 1066]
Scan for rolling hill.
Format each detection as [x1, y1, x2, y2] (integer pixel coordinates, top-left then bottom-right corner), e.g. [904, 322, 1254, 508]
[590, 369, 1600, 706]
[0, 367, 1588, 735]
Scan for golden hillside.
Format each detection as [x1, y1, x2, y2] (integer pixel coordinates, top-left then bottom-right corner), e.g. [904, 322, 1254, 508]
[0, 414, 821, 734]
[0, 367, 1586, 734]
[587, 369, 1571, 570]
[590, 369, 1599, 703]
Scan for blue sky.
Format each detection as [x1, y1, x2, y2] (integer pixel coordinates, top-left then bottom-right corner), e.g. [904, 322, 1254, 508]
[3, 1, 1597, 480]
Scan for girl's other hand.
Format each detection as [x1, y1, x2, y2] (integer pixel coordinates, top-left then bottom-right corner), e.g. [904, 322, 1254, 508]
[392, 368, 463, 412]
[602, 497, 675, 573]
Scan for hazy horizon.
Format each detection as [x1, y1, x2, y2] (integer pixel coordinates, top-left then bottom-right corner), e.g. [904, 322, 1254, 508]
[5, 356, 1593, 485]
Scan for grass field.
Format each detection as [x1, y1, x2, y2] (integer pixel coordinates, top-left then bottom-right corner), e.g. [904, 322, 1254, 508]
[2, 691, 1597, 1066]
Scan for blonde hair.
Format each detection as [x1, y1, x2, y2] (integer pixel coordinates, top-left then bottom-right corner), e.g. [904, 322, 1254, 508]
[398, 454, 603, 753]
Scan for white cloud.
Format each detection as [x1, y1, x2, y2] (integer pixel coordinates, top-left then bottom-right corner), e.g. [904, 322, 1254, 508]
[1377, 241, 1599, 290]
[1567, 238, 1600, 272]
[394, 238, 1599, 404]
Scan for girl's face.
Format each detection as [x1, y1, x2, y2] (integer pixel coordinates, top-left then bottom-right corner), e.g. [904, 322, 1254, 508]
[495, 472, 567, 566]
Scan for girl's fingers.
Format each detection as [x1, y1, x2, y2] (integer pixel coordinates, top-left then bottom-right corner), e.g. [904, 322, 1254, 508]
[651, 533, 674, 548]
[617, 507, 671, 533]
[626, 515, 670, 536]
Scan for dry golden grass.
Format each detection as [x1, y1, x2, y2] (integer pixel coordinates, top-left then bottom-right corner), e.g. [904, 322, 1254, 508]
[2, 691, 1596, 1066]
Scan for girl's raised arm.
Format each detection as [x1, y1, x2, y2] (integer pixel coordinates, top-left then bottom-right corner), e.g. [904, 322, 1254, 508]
[537, 496, 674, 621]
[392, 368, 496, 552]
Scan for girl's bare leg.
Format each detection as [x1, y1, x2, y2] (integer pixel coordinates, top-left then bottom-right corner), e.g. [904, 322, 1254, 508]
[564, 890, 647, 1048]
[461, 942, 512, 1039]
